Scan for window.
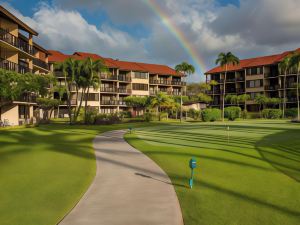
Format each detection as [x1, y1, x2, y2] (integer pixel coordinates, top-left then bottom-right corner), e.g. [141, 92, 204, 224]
[249, 92, 262, 100]
[134, 72, 148, 79]
[18, 105, 29, 119]
[246, 67, 263, 75]
[132, 83, 148, 91]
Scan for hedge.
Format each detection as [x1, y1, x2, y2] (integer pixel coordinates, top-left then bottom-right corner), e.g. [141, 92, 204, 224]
[262, 109, 282, 119]
[285, 108, 298, 118]
[224, 107, 241, 121]
[201, 108, 221, 122]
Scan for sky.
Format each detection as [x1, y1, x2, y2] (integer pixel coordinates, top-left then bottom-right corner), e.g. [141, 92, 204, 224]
[1, 0, 300, 82]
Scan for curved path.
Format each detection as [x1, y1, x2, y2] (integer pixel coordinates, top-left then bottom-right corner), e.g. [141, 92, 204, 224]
[59, 130, 183, 225]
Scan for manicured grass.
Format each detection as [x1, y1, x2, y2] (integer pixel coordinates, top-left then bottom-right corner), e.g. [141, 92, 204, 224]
[0, 122, 153, 225]
[125, 120, 300, 225]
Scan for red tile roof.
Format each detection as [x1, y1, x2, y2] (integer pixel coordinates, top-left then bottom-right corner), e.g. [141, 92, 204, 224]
[48, 50, 181, 75]
[206, 48, 300, 74]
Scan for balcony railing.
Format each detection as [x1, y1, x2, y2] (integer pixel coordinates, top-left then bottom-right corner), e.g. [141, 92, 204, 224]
[236, 77, 244, 81]
[287, 98, 297, 102]
[0, 28, 33, 55]
[100, 74, 118, 80]
[33, 58, 49, 70]
[236, 88, 245, 94]
[118, 76, 131, 82]
[171, 80, 186, 86]
[60, 100, 77, 105]
[15, 93, 37, 103]
[118, 88, 131, 94]
[119, 101, 127, 106]
[100, 87, 117, 93]
[0, 58, 31, 74]
[100, 100, 119, 105]
[226, 78, 236, 82]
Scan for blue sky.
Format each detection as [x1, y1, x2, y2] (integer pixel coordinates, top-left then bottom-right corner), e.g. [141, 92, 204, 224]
[2, 0, 300, 82]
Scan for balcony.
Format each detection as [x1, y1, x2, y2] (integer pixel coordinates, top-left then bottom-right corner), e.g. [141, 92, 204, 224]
[60, 99, 77, 105]
[265, 85, 278, 90]
[226, 78, 236, 82]
[236, 77, 244, 82]
[119, 101, 127, 106]
[15, 93, 36, 103]
[236, 88, 245, 94]
[100, 100, 119, 105]
[287, 98, 297, 102]
[171, 80, 186, 86]
[0, 58, 31, 74]
[0, 28, 33, 55]
[118, 76, 131, 82]
[118, 88, 131, 94]
[100, 87, 117, 93]
[149, 79, 171, 85]
[100, 74, 118, 80]
[33, 58, 49, 70]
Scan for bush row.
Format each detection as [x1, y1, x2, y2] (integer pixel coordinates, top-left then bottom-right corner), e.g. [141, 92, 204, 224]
[84, 110, 123, 125]
[262, 109, 282, 119]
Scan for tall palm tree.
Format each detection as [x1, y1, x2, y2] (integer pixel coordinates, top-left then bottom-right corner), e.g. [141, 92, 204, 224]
[81, 57, 106, 124]
[290, 52, 300, 121]
[55, 58, 78, 123]
[278, 55, 292, 118]
[53, 85, 66, 118]
[255, 94, 268, 118]
[175, 62, 195, 122]
[215, 52, 240, 122]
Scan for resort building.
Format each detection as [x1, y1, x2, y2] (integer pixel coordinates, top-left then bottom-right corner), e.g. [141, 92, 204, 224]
[0, 5, 50, 125]
[205, 48, 300, 111]
[48, 51, 186, 117]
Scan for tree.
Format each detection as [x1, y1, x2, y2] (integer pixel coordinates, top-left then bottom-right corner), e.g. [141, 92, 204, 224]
[290, 52, 300, 121]
[238, 94, 250, 110]
[225, 94, 238, 105]
[209, 80, 218, 104]
[255, 94, 268, 117]
[150, 92, 173, 121]
[279, 55, 292, 118]
[175, 62, 195, 122]
[197, 93, 212, 103]
[36, 98, 60, 121]
[53, 85, 66, 118]
[215, 52, 240, 122]
[124, 96, 149, 116]
[81, 57, 106, 124]
[266, 98, 282, 109]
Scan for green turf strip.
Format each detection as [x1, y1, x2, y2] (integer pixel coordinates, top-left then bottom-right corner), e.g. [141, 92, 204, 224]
[125, 120, 300, 225]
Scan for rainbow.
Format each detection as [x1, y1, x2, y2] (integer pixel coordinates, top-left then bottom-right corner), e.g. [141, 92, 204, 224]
[143, 0, 207, 75]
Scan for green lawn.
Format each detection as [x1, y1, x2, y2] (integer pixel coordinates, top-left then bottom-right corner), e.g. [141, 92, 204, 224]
[125, 120, 300, 225]
[0, 122, 152, 225]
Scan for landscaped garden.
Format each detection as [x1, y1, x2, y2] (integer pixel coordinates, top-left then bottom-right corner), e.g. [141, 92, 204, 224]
[125, 120, 300, 225]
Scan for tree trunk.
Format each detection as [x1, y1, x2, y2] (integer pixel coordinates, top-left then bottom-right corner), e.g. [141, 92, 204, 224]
[222, 66, 228, 122]
[180, 94, 183, 123]
[74, 87, 85, 122]
[283, 70, 287, 118]
[297, 72, 300, 121]
[84, 87, 90, 124]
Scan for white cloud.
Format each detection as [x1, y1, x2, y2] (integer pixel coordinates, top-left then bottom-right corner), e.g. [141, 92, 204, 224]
[2, 0, 300, 83]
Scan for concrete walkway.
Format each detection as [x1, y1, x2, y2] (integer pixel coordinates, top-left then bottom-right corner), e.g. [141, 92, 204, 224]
[59, 130, 183, 225]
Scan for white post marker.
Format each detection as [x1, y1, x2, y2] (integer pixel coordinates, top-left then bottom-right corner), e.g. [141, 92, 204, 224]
[227, 125, 230, 143]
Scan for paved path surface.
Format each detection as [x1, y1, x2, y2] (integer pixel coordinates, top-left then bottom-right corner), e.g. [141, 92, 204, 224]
[59, 130, 183, 225]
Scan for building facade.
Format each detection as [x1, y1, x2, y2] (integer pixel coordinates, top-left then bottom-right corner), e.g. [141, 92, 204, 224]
[48, 51, 186, 117]
[205, 49, 300, 111]
[0, 6, 49, 125]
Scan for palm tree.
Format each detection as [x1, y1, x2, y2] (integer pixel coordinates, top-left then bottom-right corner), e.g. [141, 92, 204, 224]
[278, 55, 292, 118]
[210, 80, 218, 104]
[175, 62, 195, 122]
[290, 52, 300, 121]
[55, 58, 78, 123]
[151, 92, 172, 121]
[81, 57, 106, 124]
[255, 94, 268, 118]
[238, 94, 250, 110]
[53, 85, 66, 118]
[215, 52, 240, 122]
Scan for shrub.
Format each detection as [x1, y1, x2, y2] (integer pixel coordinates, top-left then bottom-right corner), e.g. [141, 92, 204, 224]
[201, 108, 221, 122]
[94, 113, 122, 125]
[247, 112, 261, 119]
[144, 112, 155, 122]
[241, 110, 248, 119]
[120, 111, 132, 118]
[262, 109, 282, 119]
[84, 109, 98, 125]
[188, 108, 201, 120]
[159, 112, 168, 120]
[285, 108, 298, 118]
[224, 107, 241, 121]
